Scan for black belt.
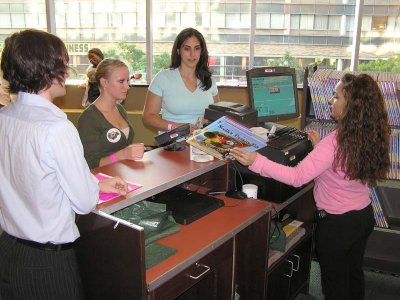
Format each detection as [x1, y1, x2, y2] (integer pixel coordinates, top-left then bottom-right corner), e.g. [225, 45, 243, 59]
[4, 232, 75, 251]
[314, 209, 327, 223]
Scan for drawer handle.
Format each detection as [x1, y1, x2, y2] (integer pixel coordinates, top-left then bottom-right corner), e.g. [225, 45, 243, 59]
[284, 260, 293, 278]
[187, 263, 211, 280]
[292, 254, 300, 271]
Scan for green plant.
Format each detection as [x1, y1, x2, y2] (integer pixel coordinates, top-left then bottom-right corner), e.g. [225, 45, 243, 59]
[153, 52, 170, 75]
[103, 41, 146, 72]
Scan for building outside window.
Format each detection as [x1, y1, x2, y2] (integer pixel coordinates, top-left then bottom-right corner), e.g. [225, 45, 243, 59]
[0, 0, 399, 85]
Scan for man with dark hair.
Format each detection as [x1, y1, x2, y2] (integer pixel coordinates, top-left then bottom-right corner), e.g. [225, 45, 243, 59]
[0, 29, 128, 299]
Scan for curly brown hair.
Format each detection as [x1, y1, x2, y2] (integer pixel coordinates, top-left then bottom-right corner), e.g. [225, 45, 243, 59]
[334, 73, 391, 185]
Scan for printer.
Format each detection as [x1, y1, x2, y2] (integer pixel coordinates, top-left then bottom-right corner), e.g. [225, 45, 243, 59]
[204, 101, 257, 127]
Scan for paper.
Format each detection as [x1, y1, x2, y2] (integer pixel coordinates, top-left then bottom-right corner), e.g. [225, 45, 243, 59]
[95, 173, 142, 203]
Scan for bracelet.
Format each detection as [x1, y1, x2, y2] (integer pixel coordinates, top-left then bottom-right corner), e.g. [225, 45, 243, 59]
[167, 122, 176, 131]
[109, 153, 118, 163]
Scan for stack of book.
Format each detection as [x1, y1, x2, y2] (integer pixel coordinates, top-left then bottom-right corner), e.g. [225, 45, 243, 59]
[268, 220, 306, 267]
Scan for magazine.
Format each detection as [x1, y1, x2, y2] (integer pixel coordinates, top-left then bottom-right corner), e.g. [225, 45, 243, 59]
[95, 172, 142, 203]
[186, 116, 268, 160]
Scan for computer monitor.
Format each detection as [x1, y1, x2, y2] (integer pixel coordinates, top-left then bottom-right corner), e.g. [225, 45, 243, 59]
[246, 67, 299, 124]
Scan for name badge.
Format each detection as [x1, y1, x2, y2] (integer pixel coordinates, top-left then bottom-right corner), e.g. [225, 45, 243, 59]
[107, 128, 121, 143]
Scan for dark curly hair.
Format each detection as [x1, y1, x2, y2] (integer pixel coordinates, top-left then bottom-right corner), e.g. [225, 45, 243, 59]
[334, 73, 391, 185]
[1, 29, 69, 94]
[170, 28, 212, 91]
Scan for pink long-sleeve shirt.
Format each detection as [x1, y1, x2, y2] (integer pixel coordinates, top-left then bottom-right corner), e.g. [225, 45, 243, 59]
[249, 130, 370, 214]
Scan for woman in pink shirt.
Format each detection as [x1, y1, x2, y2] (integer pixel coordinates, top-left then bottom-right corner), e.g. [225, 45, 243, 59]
[231, 73, 390, 300]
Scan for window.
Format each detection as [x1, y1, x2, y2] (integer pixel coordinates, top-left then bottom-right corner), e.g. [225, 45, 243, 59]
[152, 0, 251, 84]
[328, 15, 341, 30]
[257, 13, 271, 29]
[314, 15, 328, 30]
[300, 15, 314, 30]
[290, 15, 300, 30]
[371, 16, 388, 31]
[271, 14, 285, 29]
[53, 0, 146, 81]
[0, 1, 399, 84]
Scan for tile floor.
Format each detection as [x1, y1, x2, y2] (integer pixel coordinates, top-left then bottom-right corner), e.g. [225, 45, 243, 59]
[295, 260, 400, 300]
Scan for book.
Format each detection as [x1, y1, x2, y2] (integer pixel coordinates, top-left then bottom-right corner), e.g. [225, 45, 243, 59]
[282, 220, 304, 237]
[95, 172, 143, 203]
[186, 116, 268, 160]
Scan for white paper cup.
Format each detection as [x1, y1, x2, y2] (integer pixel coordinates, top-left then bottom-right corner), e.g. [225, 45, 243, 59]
[242, 184, 258, 199]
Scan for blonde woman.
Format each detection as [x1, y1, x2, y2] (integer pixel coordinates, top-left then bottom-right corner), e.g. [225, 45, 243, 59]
[78, 59, 144, 169]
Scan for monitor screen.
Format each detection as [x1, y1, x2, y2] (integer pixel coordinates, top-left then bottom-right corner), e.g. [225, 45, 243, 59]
[246, 67, 299, 124]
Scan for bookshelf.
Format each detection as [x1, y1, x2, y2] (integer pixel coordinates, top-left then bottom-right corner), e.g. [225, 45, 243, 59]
[302, 67, 400, 274]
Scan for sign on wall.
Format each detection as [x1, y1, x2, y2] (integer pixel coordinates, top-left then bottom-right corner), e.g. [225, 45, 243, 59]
[65, 43, 90, 55]
[0, 43, 91, 56]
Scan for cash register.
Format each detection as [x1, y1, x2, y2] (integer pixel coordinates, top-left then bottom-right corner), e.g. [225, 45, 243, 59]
[204, 101, 257, 127]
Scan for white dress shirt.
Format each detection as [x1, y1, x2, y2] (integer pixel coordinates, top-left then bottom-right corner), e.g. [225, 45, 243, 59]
[0, 92, 99, 243]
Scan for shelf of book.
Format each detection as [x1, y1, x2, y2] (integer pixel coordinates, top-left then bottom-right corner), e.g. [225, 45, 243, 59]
[304, 69, 400, 127]
[373, 226, 400, 234]
[377, 179, 400, 189]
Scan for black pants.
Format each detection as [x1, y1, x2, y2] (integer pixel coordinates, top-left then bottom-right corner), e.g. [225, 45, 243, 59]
[0, 232, 84, 300]
[87, 82, 100, 103]
[315, 204, 374, 300]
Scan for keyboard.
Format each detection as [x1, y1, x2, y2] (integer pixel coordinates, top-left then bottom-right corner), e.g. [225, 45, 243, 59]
[267, 129, 308, 150]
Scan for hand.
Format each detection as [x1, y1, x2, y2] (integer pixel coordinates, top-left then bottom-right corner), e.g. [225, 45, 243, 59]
[230, 147, 257, 166]
[120, 143, 145, 161]
[307, 129, 321, 147]
[99, 176, 128, 196]
[130, 73, 142, 80]
[189, 123, 201, 133]
[78, 82, 87, 89]
[195, 117, 208, 129]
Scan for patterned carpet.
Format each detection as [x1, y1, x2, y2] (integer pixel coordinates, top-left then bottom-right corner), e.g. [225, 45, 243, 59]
[295, 260, 400, 300]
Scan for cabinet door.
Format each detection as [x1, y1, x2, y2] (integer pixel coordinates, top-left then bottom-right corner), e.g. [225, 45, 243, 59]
[266, 260, 291, 300]
[149, 239, 234, 300]
[76, 212, 146, 300]
[235, 209, 270, 299]
[266, 230, 313, 300]
[289, 234, 312, 298]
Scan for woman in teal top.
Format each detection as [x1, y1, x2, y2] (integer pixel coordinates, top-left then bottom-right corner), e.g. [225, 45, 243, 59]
[78, 59, 144, 169]
[143, 28, 219, 132]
